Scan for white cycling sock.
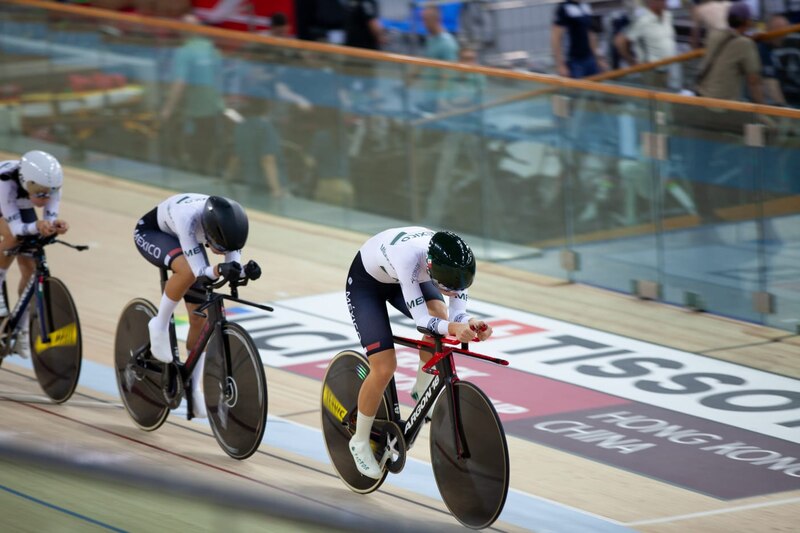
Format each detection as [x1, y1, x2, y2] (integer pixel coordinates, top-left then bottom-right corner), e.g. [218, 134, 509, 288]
[354, 411, 375, 443]
[414, 359, 434, 394]
[152, 293, 180, 331]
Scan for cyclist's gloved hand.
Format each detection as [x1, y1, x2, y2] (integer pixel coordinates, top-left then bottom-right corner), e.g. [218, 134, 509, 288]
[244, 260, 261, 281]
[218, 261, 242, 280]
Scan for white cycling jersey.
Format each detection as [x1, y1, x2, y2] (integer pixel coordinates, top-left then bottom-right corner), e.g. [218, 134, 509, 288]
[156, 193, 241, 279]
[358, 226, 471, 336]
[0, 159, 60, 236]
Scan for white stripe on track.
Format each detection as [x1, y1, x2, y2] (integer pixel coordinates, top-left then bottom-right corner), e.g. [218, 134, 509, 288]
[624, 497, 800, 526]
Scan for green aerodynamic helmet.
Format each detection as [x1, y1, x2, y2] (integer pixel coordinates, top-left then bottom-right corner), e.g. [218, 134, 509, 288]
[426, 231, 476, 292]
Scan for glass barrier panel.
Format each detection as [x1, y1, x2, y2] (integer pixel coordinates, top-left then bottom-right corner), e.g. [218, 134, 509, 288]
[408, 70, 568, 277]
[759, 110, 800, 331]
[558, 87, 658, 291]
[333, 53, 411, 230]
[3, 3, 798, 332]
[655, 99, 762, 321]
[0, 7, 112, 164]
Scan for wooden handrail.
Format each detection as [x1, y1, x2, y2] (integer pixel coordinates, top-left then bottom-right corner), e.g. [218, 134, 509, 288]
[6, 0, 800, 121]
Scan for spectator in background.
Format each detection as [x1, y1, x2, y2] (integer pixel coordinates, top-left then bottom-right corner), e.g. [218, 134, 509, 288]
[614, 0, 677, 87]
[295, 0, 346, 42]
[413, 5, 459, 112]
[345, 0, 385, 50]
[690, 0, 731, 49]
[160, 14, 225, 175]
[422, 5, 459, 63]
[551, 0, 607, 78]
[696, 2, 763, 103]
[269, 12, 291, 38]
[684, 2, 763, 225]
[424, 45, 486, 226]
[759, 14, 791, 105]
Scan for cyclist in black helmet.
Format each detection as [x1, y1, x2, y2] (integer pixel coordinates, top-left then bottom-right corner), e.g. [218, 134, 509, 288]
[133, 193, 261, 417]
[344, 226, 493, 478]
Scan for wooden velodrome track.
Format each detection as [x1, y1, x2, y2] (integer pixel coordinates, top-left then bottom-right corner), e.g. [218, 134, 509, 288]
[0, 156, 798, 532]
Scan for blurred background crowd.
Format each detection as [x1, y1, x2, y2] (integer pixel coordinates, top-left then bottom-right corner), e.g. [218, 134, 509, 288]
[3, 0, 797, 328]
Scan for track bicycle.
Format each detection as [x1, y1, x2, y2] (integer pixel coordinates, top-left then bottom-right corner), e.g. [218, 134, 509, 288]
[0, 235, 88, 403]
[114, 266, 271, 460]
[321, 327, 510, 529]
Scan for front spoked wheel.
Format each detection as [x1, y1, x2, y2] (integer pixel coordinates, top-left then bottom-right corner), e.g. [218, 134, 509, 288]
[430, 381, 509, 529]
[114, 298, 170, 431]
[320, 350, 389, 494]
[30, 277, 82, 403]
[204, 322, 267, 460]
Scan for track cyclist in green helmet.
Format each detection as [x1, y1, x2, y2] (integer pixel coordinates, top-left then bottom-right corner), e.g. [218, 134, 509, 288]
[344, 227, 493, 478]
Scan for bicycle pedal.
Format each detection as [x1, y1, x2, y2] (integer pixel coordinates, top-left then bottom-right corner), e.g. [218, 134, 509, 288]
[378, 449, 391, 470]
[376, 420, 406, 474]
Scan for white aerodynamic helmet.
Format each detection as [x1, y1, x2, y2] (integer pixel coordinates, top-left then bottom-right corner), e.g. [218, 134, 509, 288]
[20, 150, 63, 192]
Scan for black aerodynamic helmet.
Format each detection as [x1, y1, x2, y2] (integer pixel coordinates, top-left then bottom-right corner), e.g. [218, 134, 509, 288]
[426, 231, 476, 292]
[201, 196, 249, 252]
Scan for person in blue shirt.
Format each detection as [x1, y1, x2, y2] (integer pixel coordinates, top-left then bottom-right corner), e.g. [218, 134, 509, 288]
[410, 6, 460, 113]
[160, 15, 225, 175]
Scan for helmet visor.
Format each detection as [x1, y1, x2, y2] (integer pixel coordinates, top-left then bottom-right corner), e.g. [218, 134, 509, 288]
[427, 258, 472, 292]
[430, 277, 460, 294]
[206, 236, 227, 253]
[27, 182, 57, 199]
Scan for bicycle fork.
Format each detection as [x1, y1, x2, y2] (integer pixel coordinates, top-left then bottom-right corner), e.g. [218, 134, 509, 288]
[442, 351, 471, 461]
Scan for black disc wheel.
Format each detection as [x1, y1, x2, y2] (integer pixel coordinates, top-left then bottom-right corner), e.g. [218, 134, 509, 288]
[29, 277, 82, 403]
[114, 298, 170, 431]
[204, 322, 267, 460]
[320, 350, 389, 494]
[430, 381, 509, 529]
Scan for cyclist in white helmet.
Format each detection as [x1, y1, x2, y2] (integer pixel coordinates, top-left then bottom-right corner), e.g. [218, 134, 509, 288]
[0, 150, 69, 357]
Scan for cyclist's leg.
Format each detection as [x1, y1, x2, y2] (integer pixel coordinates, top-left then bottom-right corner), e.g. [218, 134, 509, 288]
[346, 252, 396, 478]
[351, 346, 395, 478]
[133, 208, 191, 363]
[147, 256, 196, 362]
[9, 210, 37, 355]
[184, 298, 207, 418]
[0, 215, 24, 316]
